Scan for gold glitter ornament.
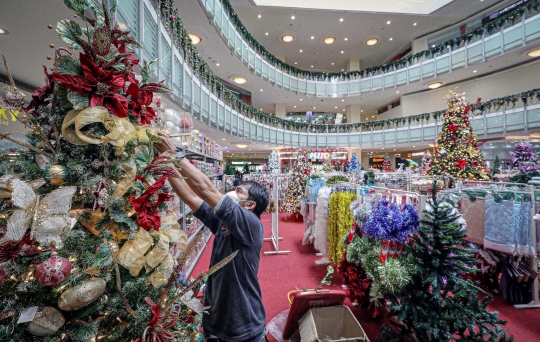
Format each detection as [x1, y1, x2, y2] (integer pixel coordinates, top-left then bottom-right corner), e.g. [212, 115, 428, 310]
[49, 44, 55, 48]
[47, 24, 53, 29]
[46, 56, 52, 60]
[58, 277, 106, 311]
[43, 164, 68, 185]
[26, 307, 65, 336]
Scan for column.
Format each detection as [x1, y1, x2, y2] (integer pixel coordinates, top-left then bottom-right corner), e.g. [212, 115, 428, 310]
[275, 103, 287, 119]
[346, 104, 361, 123]
[346, 59, 360, 72]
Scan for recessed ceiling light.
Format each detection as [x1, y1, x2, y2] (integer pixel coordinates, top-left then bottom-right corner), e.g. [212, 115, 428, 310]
[294, 105, 296, 108]
[265, 32, 268, 35]
[300, 99, 303, 101]
[427, 82, 443, 89]
[311, 65, 313, 68]
[366, 118, 368, 120]
[432, 44, 436, 48]
[341, 69, 344, 71]
[311, 36, 315, 39]
[343, 109, 345, 111]
[344, 38, 348, 41]
[313, 107, 316, 109]
[258, 14, 261, 18]
[413, 146, 415, 148]
[324, 37, 335, 44]
[282, 35, 294, 42]
[260, 108, 263, 110]
[341, 51, 344, 54]
[473, 70, 477, 73]
[331, 62, 334, 65]
[335, 106, 338, 108]
[366, 38, 378, 45]
[236, 144, 248, 148]
[216, 63, 220, 66]
[342, 99, 344, 102]
[294, 62, 297, 64]
[188, 34, 202, 45]
[396, 91, 399, 93]
[527, 48, 540, 57]
[233, 77, 247, 84]
[291, 15, 295, 19]
[223, 138, 226, 140]
[260, 89, 263, 91]
[372, 115, 375, 118]
[300, 49, 303, 52]
[414, 23, 417, 26]
[387, 20, 391, 24]
[389, 38, 393, 41]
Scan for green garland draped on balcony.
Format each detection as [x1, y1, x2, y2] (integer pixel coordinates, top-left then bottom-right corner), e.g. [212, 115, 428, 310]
[216, 0, 540, 81]
[151, 0, 540, 132]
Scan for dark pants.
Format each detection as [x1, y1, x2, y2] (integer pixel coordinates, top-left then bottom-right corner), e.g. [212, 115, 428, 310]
[205, 329, 267, 342]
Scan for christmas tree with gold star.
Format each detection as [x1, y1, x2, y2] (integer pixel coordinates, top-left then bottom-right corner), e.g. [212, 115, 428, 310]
[429, 90, 490, 180]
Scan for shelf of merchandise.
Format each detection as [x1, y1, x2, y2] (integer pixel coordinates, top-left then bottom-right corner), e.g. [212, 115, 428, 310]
[187, 224, 206, 245]
[183, 148, 224, 162]
[184, 232, 212, 278]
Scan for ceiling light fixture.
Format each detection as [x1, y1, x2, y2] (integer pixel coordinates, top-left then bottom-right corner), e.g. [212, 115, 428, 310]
[331, 62, 334, 65]
[188, 34, 202, 45]
[260, 89, 263, 92]
[414, 23, 417, 26]
[258, 14, 261, 18]
[340, 18, 344, 22]
[366, 38, 378, 45]
[291, 15, 295, 19]
[294, 62, 297, 64]
[299, 49, 303, 52]
[527, 48, 540, 57]
[427, 81, 443, 89]
[344, 37, 348, 41]
[387, 20, 391, 24]
[396, 91, 399, 94]
[313, 107, 316, 109]
[473, 70, 477, 73]
[222, 138, 226, 140]
[232, 77, 247, 84]
[361, 110, 363, 112]
[311, 36, 315, 39]
[311, 65, 313, 68]
[341, 50, 344, 54]
[324, 37, 335, 44]
[236, 144, 248, 148]
[335, 106, 338, 108]
[389, 37, 393, 41]
[342, 99, 344, 102]
[216, 63, 220, 66]
[282, 35, 294, 42]
[265, 32, 268, 35]
[300, 99, 302, 101]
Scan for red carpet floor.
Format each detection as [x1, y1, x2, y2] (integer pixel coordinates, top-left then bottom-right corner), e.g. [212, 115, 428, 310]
[191, 212, 540, 341]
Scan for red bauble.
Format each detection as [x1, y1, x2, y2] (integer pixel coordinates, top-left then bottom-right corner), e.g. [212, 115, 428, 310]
[180, 118, 191, 129]
[35, 252, 72, 286]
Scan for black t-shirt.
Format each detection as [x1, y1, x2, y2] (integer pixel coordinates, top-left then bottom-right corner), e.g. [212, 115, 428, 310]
[194, 196, 265, 341]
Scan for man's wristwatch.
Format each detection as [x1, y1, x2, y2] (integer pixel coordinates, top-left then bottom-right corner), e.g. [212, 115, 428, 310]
[175, 148, 185, 159]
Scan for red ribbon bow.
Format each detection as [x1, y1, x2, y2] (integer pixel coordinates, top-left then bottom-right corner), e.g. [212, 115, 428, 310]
[455, 159, 467, 170]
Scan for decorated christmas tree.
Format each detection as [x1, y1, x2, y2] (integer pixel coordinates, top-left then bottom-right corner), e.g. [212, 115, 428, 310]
[419, 150, 432, 175]
[509, 141, 538, 173]
[492, 155, 501, 175]
[381, 156, 392, 172]
[321, 158, 334, 173]
[380, 182, 511, 342]
[282, 148, 311, 214]
[429, 90, 489, 180]
[346, 152, 361, 173]
[0, 2, 234, 340]
[267, 149, 280, 173]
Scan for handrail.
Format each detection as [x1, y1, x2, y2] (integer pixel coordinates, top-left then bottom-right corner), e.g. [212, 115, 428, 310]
[198, 0, 540, 81]
[126, 0, 540, 149]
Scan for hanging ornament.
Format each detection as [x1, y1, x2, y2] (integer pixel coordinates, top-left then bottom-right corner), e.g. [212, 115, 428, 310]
[43, 164, 68, 186]
[58, 277, 106, 311]
[26, 307, 65, 336]
[92, 181, 108, 212]
[95, 241, 119, 255]
[35, 252, 72, 286]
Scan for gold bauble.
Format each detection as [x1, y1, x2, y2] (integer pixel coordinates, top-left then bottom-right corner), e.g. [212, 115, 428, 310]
[26, 307, 65, 337]
[43, 164, 68, 186]
[58, 278, 106, 311]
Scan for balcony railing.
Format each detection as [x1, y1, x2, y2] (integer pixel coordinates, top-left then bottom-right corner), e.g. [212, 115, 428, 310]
[117, 0, 540, 149]
[198, 0, 540, 97]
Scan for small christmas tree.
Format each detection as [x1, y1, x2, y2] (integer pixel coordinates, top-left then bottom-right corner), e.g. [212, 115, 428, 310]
[381, 156, 392, 172]
[509, 141, 538, 173]
[420, 150, 432, 175]
[282, 148, 311, 214]
[380, 182, 512, 342]
[429, 90, 489, 180]
[267, 149, 280, 173]
[321, 158, 334, 173]
[492, 155, 501, 175]
[346, 152, 361, 173]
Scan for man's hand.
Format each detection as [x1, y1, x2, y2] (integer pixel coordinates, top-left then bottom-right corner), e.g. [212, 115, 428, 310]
[155, 132, 176, 154]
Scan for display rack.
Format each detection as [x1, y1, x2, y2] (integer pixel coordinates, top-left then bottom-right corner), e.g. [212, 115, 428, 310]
[264, 175, 290, 256]
[184, 230, 212, 278]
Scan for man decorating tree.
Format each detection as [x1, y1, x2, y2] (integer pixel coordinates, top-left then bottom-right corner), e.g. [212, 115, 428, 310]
[155, 132, 269, 342]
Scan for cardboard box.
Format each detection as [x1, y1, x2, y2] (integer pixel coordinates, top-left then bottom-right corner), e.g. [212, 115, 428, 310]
[299, 306, 369, 342]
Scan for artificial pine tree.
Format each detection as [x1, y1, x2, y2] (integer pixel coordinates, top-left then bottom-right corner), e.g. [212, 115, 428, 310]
[0, 2, 233, 340]
[420, 150, 432, 175]
[509, 141, 538, 172]
[492, 155, 501, 175]
[282, 148, 311, 214]
[267, 149, 280, 173]
[321, 158, 334, 173]
[346, 152, 361, 173]
[379, 182, 512, 342]
[381, 156, 392, 172]
[429, 90, 490, 180]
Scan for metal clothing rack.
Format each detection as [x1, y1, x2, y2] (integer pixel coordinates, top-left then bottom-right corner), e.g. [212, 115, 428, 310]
[370, 186, 427, 220]
[264, 175, 290, 256]
[454, 180, 540, 310]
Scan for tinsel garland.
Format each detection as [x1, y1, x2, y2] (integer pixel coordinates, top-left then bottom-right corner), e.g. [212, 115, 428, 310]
[328, 192, 357, 264]
[362, 200, 419, 242]
[339, 254, 371, 308]
[346, 235, 414, 302]
[313, 187, 332, 255]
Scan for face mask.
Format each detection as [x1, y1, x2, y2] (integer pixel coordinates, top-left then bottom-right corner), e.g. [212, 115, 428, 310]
[226, 190, 240, 204]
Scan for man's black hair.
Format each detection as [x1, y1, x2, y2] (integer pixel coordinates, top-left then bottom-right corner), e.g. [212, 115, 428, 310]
[240, 181, 269, 219]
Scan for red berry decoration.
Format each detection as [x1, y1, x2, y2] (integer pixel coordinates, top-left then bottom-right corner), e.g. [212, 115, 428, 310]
[35, 252, 72, 286]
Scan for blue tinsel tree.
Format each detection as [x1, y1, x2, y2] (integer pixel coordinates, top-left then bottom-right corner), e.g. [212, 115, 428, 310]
[346, 152, 361, 173]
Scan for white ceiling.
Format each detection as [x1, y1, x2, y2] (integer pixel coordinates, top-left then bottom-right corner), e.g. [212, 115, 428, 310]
[253, 0, 454, 15]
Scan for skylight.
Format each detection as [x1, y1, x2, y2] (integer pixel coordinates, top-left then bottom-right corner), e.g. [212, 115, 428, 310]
[253, 0, 454, 15]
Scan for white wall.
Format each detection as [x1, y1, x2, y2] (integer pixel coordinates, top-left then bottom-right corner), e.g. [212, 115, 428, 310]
[401, 60, 540, 117]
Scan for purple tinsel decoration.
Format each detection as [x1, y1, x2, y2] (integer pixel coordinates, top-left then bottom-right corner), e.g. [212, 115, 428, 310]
[363, 200, 420, 242]
[398, 204, 419, 242]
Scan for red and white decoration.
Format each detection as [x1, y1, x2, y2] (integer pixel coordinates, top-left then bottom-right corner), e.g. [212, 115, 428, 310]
[35, 252, 72, 287]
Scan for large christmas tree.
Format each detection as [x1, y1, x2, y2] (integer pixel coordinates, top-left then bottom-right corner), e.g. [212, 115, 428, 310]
[0, 2, 234, 340]
[346, 152, 361, 173]
[429, 90, 489, 180]
[380, 182, 511, 342]
[282, 148, 311, 214]
[267, 149, 280, 173]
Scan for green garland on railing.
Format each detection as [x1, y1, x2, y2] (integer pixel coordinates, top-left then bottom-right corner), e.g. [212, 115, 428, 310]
[217, 0, 540, 81]
[151, 1, 540, 132]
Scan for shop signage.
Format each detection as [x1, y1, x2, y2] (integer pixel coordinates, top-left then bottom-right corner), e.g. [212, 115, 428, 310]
[0, 108, 22, 127]
[278, 150, 347, 160]
[371, 158, 384, 163]
[394, 153, 401, 157]
[482, 0, 530, 25]
[231, 161, 252, 165]
[411, 152, 425, 157]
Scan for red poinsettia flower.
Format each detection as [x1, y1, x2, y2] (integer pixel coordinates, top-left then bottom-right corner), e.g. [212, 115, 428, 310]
[448, 124, 458, 132]
[117, 42, 140, 87]
[129, 176, 172, 231]
[25, 66, 54, 112]
[50, 53, 128, 117]
[127, 83, 156, 125]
